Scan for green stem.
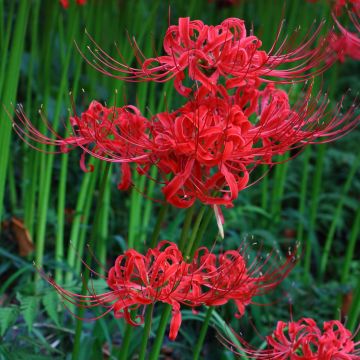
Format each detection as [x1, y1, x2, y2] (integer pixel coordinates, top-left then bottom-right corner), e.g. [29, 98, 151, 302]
[319, 153, 360, 280]
[178, 205, 195, 251]
[347, 275, 360, 332]
[185, 207, 206, 257]
[148, 305, 172, 360]
[118, 323, 133, 360]
[138, 304, 154, 360]
[190, 208, 213, 259]
[193, 307, 214, 360]
[72, 164, 111, 360]
[149, 204, 169, 249]
[336, 206, 360, 314]
[0, 1, 30, 223]
[55, 154, 68, 284]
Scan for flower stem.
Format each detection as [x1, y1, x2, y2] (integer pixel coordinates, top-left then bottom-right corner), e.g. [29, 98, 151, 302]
[72, 163, 112, 359]
[148, 305, 172, 360]
[138, 304, 154, 360]
[178, 205, 195, 251]
[185, 207, 206, 257]
[319, 153, 360, 280]
[193, 307, 214, 360]
[118, 323, 133, 360]
[149, 203, 169, 249]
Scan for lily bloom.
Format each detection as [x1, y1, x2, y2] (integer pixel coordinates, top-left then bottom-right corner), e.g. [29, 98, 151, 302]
[83, 17, 334, 96]
[60, 0, 87, 8]
[13, 82, 359, 208]
[330, 13, 360, 62]
[41, 241, 296, 341]
[222, 318, 360, 359]
[13, 101, 150, 190]
[148, 84, 358, 207]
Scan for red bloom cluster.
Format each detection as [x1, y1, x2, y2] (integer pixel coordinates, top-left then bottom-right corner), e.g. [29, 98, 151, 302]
[60, 0, 86, 8]
[87, 17, 332, 96]
[330, 13, 360, 62]
[43, 241, 296, 340]
[15, 83, 358, 208]
[224, 318, 360, 359]
[13, 17, 359, 208]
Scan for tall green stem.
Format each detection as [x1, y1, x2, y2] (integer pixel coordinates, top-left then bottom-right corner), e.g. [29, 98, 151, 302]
[319, 153, 360, 280]
[193, 307, 214, 360]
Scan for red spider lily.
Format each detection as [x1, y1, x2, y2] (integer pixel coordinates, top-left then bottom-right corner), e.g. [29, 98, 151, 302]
[148, 83, 358, 207]
[13, 82, 359, 207]
[222, 318, 360, 359]
[13, 101, 151, 190]
[60, 0, 87, 8]
[334, 0, 360, 15]
[307, 0, 360, 15]
[330, 13, 360, 62]
[40, 241, 296, 341]
[82, 17, 334, 97]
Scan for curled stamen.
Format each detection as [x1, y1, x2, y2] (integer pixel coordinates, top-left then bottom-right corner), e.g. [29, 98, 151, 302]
[40, 241, 296, 341]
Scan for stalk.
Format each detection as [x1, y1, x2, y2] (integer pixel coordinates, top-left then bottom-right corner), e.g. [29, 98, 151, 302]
[0, 1, 30, 222]
[65, 158, 99, 283]
[347, 275, 360, 333]
[35, 10, 79, 285]
[193, 307, 214, 360]
[118, 323, 133, 360]
[297, 147, 310, 281]
[136, 204, 170, 357]
[148, 305, 172, 360]
[149, 206, 213, 360]
[335, 206, 360, 315]
[72, 163, 112, 359]
[55, 154, 68, 284]
[138, 304, 154, 360]
[319, 153, 360, 280]
[178, 206, 195, 251]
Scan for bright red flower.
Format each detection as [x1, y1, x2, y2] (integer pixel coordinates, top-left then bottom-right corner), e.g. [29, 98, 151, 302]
[330, 13, 360, 62]
[223, 318, 360, 359]
[41, 241, 296, 341]
[13, 101, 150, 190]
[334, 0, 360, 15]
[14, 82, 358, 207]
[60, 0, 87, 8]
[148, 84, 358, 207]
[84, 17, 333, 97]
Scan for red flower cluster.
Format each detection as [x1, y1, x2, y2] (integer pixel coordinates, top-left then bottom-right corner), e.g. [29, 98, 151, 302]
[330, 13, 360, 62]
[43, 241, 296, 340]
[87, 17, 333, 96]
[224, 318, 360, 359]
[60, 0, 86, 8]
[13, 17, 359, 208]
[15, 83, 358, 208]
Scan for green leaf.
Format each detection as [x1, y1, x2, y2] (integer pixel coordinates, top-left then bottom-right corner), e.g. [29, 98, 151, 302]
[17, 293, 39, 332]
[0, 306, 19, 337]
[42, 291, 59, 326]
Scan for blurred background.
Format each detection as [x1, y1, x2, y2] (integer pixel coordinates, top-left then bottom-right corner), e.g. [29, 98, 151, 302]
[0, 0, 359, 359]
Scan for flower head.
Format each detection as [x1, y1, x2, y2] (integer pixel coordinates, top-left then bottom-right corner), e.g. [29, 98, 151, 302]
[330, 12, 360, 62]
[13, 81, 359, 208]
[13, 101, 150, 190]
[84, 17, 334, 97]
[148, 83, 358, 207]
[223, 318, 360, 359]
[41, 241, 296, 341]
[60, 0, 87, 8]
